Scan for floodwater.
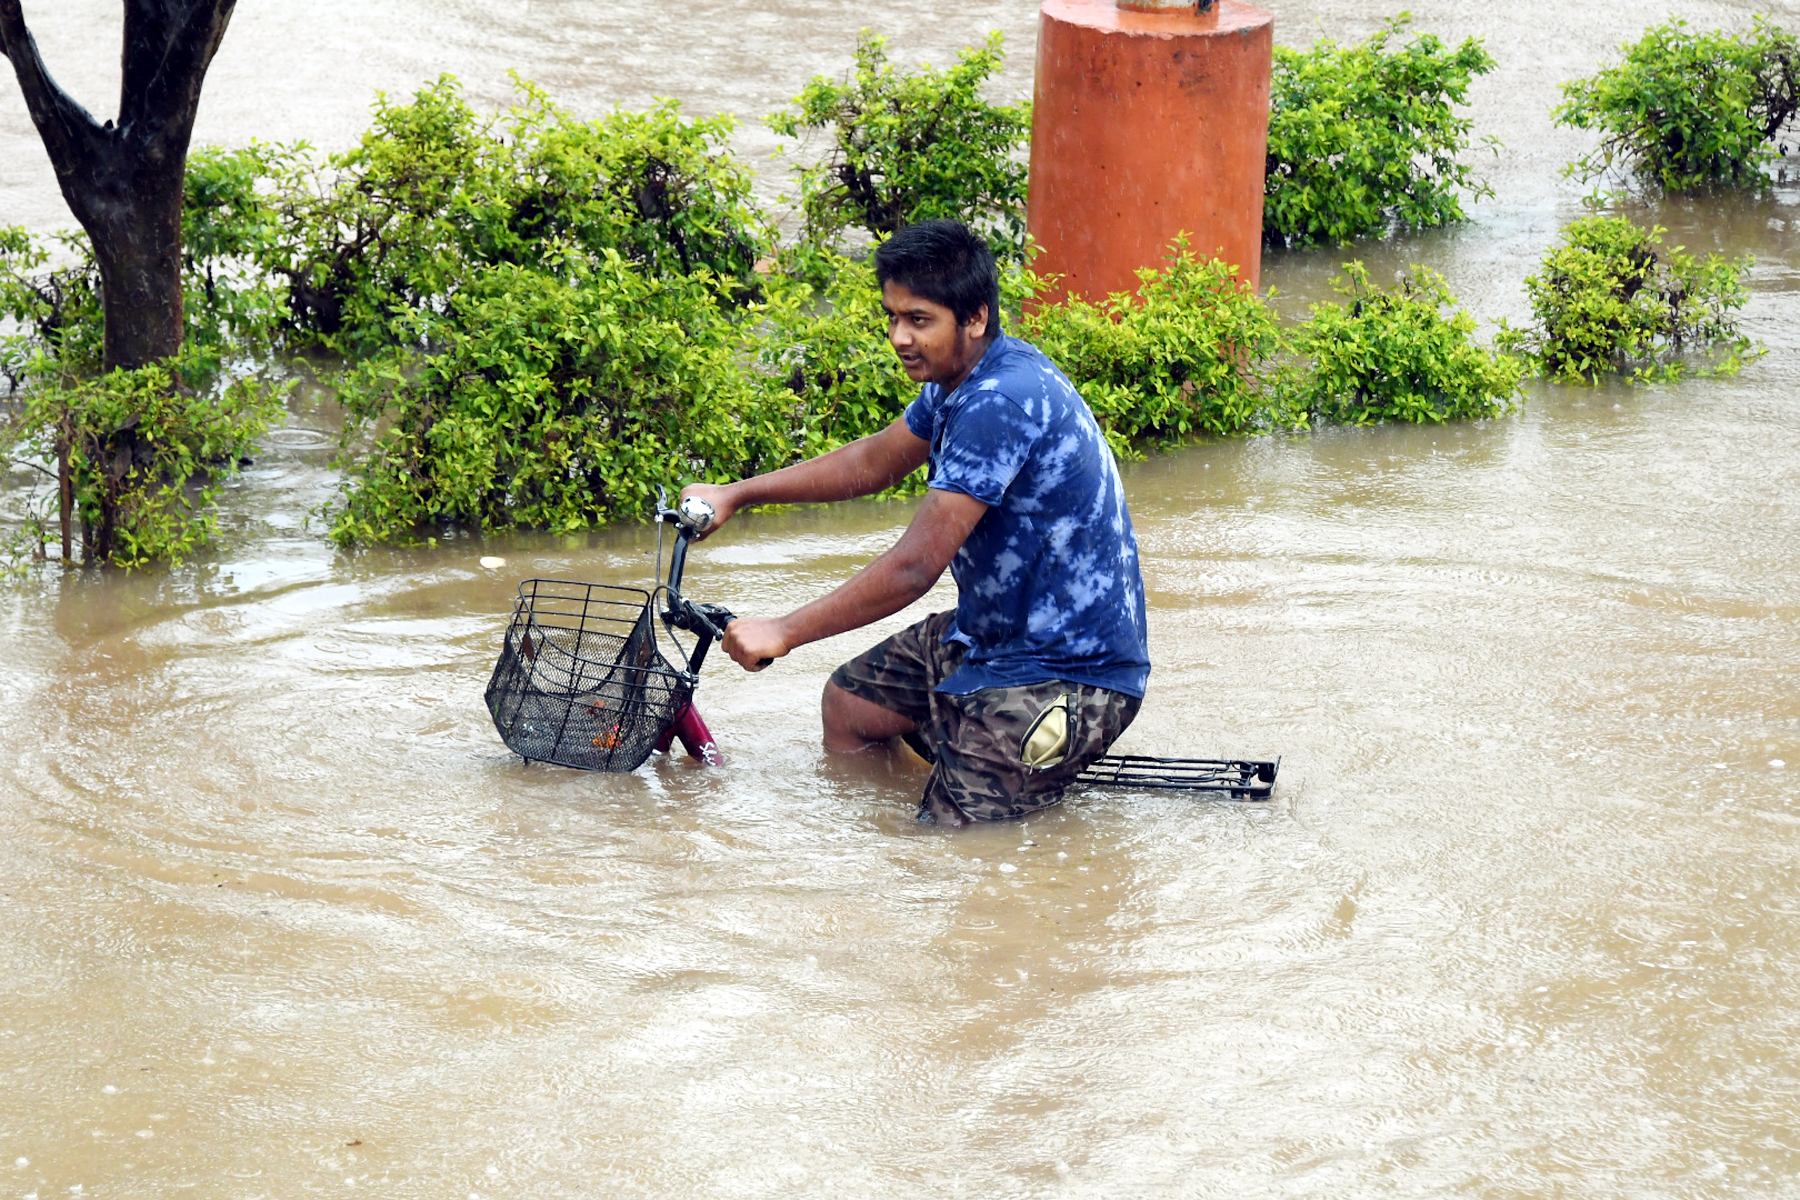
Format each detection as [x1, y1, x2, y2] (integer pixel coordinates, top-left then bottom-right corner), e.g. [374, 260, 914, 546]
[3, 0, 1799, 1195]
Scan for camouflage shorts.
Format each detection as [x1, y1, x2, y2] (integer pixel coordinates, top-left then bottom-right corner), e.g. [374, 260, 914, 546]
[828, 611, 1142, 825]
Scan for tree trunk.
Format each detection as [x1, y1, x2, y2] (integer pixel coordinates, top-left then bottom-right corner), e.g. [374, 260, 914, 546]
[85, 144, 190, 370]
[0, 0, 237, 372]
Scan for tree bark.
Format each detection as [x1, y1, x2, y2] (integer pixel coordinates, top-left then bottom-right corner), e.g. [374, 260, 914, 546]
[0, 0, 237, 371]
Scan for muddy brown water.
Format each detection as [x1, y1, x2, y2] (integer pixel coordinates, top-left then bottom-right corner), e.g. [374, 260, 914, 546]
[3, 0, 1799, 1196]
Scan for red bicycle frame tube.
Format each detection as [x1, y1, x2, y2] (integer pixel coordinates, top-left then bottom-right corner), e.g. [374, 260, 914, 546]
[656, 701, 724, 766]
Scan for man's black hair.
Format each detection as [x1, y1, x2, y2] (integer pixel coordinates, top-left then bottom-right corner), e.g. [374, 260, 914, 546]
[873, 219, 1001, 339]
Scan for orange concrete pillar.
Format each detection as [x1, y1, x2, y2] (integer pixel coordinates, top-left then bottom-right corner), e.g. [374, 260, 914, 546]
[1026, 0, 1273, 304]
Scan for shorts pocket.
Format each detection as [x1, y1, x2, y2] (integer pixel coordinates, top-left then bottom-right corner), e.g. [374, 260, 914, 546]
[1019, 690, 1078, 771]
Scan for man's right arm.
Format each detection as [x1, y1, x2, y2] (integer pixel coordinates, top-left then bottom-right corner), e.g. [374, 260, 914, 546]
[680, 418, 929, 536]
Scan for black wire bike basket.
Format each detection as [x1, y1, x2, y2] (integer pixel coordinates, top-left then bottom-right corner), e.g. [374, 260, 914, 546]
[484, 578, 696, 772]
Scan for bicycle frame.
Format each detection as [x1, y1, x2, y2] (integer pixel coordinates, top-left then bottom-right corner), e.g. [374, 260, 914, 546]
[650, 494, 734, 766]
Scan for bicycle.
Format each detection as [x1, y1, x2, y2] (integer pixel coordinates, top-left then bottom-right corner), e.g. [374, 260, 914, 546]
[484, 491, 736, 771]
[486, 492, 1280, 799]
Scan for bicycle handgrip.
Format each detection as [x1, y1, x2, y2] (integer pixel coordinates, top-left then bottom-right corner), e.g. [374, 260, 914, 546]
[714, 610, 774, 669]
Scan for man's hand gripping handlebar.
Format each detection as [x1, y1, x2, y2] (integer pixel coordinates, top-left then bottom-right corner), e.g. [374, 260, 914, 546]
[657, 493, 777, 670]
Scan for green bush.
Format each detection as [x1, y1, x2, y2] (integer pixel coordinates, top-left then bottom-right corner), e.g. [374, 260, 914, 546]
[769, 31, 1031, 262]
[502, 86, 766, 285]
[1020, 242, 1294, 452]
[1555, 18, 1800, 191]
[324, 246, 953, 546]
[262, 78, 486, 352]
[0, 347, 282, 569]
[1, 225, 104, 389]
[323, 251, 787, 546]
[266, 76, 768, 357]
[179, 145, 291, 375]
[1497, 215, 1756, 382]
[1265, 18, 1497, 247]
[1021, 243, 1520, 443]
[1283, 261, 1521, 424]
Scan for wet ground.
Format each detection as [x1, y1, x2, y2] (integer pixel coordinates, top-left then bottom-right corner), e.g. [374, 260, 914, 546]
[3, 0, 1799, 1196]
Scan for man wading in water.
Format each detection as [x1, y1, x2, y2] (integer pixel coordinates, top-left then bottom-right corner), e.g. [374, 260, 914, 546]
[681, 219, 1150, 824]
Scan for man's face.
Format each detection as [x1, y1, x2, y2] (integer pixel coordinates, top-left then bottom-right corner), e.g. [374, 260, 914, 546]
[882, 280, 989, 390]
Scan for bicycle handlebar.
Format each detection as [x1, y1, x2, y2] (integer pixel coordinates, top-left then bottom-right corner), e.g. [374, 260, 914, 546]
[653, 490, 771, 669]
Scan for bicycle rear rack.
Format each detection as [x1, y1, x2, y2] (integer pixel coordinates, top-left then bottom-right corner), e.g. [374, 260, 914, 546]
[1077, 755, 1279, 800]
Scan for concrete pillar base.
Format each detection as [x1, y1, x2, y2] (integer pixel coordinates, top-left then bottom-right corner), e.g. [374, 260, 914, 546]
[1026, 0, 1273, 304]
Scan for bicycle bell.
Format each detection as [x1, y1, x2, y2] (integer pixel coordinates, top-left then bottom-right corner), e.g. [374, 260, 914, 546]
[678, 495, 716, 533]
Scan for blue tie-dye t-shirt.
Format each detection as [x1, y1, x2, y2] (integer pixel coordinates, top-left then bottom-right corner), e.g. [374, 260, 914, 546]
[904, 335, 1150, 698]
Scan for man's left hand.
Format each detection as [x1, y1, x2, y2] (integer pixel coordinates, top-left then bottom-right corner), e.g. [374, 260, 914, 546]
[723, 616, 790, 671]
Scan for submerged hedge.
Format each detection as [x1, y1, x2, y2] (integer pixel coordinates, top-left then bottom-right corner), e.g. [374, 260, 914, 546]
[22, 13, 1778, 562]
[2, 61, 1536, 560]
